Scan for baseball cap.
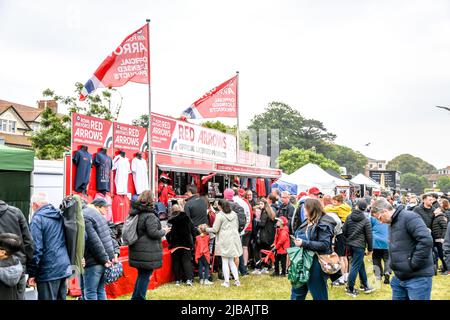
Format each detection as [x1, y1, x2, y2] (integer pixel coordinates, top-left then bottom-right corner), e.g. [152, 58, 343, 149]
[356, 199, 368, 211]
[238, 188, 246, 197]
[224, 188, 234, 200]
[91, 198, 111, 208]
[277, 216, 288, 226]
[297, 191, 307, 200]
[308, 187, 322, 195]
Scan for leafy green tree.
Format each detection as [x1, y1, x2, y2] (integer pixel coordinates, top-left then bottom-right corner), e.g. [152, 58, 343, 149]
[30, 107, 71, 160]
[248, 101, 336, 156]
[437, 176, 450, 193]
[387, 154, 437, 176]
[31, 84, 117, 159]
[132, 114, 149, 128]
[323, 144, 368, 175]
[277, 147, 341, 174]
[400, 173, 429, 195]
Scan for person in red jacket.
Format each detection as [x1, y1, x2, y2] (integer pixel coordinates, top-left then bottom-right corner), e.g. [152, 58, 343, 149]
[195, 226, 213, 285]
[158, 173, 175, 208]
[271, 216, 290, 276]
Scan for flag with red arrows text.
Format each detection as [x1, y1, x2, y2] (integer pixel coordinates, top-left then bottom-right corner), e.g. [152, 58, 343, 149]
[80, 24, 149, 101]
[182, 75, 237, 119]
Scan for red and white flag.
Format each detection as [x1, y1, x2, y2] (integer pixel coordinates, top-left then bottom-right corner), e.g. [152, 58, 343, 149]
[182, 75, 238, 119]
[80, 24, 149, 101]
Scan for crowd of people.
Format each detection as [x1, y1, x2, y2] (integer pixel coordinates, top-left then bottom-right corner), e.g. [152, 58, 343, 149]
[0, 184, 449, 301]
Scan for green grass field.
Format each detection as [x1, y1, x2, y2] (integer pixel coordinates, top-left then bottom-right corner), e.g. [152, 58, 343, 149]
[115, 259, 450, 300]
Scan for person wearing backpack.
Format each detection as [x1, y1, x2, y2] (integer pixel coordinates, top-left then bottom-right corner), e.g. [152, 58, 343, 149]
[342, 200, 374, 297]
[128, 190, 171, 300]
[291, 199, 334, 300]
[0, 200, 34, 300]
[81, 198, 118, 300]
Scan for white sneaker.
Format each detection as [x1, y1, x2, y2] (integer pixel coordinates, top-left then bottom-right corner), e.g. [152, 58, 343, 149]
[261, 268, 269, 274]
[252, 269, 262, 275]
[221, 281, 230, 288]
[175, 281, 181, 286]
[199, 279, 204, 285]
[234, 280, 241, 287]
[186, 280, 193, 286]
[203, 280, 214, 285]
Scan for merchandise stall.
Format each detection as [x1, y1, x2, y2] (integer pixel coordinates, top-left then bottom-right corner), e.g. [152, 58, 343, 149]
[65, 112, 282, 299]
[66, 113, 171, 298]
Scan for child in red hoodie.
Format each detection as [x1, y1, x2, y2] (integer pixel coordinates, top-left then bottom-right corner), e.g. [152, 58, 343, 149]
[271, 216, 290, 276]
[195, 226, 213, 285]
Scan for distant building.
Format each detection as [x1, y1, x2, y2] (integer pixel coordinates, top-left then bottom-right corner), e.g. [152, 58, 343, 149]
[424, 166, 450, 189]
[365, 158, 387, 176]
[0, 99, 58, 148]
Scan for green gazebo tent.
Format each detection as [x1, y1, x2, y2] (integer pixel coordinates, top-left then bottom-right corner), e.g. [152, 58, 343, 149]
[0, 144, 35, 220]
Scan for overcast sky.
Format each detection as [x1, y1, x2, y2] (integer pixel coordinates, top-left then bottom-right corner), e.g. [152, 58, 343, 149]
[1, 0, 449, 169]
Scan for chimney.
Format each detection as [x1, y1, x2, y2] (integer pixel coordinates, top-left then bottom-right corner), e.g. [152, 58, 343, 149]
[38, 100, 58, 114]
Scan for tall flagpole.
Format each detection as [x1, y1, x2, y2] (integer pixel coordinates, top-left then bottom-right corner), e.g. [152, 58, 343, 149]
[146, 19, 153, 196]
[236, 71, 239, 163]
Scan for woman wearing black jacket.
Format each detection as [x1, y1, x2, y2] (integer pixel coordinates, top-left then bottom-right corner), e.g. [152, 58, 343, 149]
[291, 199, 333, 300]
[129, 191, 171, 300]
[166, 205, 197, 286]
[253, 198, 276, 274]
[432, 207, 448, 273]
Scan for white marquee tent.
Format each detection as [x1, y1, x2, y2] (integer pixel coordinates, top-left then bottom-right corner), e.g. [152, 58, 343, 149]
[350, 173, 381, 189]
[278, 163, 350, 195]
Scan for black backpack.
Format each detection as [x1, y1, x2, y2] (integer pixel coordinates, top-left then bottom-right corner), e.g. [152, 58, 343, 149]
[230, 201, 247, 233]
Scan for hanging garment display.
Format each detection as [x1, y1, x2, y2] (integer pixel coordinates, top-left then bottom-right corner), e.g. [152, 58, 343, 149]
[265, 178, 272, 195]
[158, 182, 176, 208]
[256, 178, 267, 197]
[112, 154, 131, 195]
[94, 149, 113, 192]
[249, 178, 257, 192]
[131, 156, 149, 195]
[73, 147, 93, 193]
[240, 177, 249, 189]
[111, 194, 130, 223]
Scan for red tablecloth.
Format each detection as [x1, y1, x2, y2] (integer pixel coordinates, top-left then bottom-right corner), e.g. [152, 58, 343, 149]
[68, 240, 174, 299]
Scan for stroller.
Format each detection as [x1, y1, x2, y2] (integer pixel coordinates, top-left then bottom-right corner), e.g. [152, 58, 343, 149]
[254, 248, 276, 270]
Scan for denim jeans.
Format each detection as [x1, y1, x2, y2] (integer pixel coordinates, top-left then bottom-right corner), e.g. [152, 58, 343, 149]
[82, 264, 107, 300]
[131, 269, 153, 300]
[391, 276, 433, 300]
[198, 256, 210, 280]
[36, 278, 67, 300]
[347, 246, 368, 290]
[238, 255, 248, 275]
[291, 256, 328, 300]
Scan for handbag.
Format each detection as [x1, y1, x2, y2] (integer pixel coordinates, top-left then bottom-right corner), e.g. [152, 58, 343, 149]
[104, 261, 124, 284]
[305, 224, 341, 275]
[316, 252, 341, 274]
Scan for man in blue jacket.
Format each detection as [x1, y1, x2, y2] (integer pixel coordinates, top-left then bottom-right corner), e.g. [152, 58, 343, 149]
[371, 198, 434, 300]
[28, 193, 72, 300]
